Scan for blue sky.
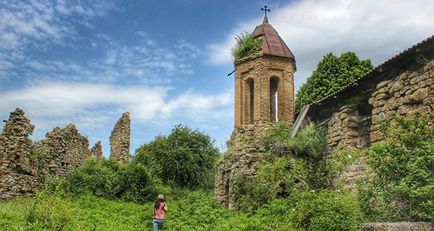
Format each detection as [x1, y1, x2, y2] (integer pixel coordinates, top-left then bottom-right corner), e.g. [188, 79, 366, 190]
[1, 0, 433, 156]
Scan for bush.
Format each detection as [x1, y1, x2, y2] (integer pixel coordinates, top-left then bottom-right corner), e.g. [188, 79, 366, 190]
[231, 32, 262, 60]
[359, 114, 434, 221]
[58, 158, 164, 203]
[284, 123, 327, 160]
[289, 190, 363, 231]
[234, 157, 309, 212]
[134, 124, 219, 189]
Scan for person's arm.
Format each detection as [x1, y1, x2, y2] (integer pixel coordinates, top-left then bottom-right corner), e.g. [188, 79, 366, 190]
[163, 203, 168, 212]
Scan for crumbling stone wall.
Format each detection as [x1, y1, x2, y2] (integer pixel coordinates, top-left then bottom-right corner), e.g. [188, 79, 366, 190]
[327, 104, 371, 149]
[305, 40, 434, 190]
[110, 112, 130, 164]
[369, 60, 434, 142]
[0, 109, 39, 199]
[215, 125, 268, 209]
[0, 108, 94, 199]
[90, 141, 103, 162]
[34, 124, 92, 177]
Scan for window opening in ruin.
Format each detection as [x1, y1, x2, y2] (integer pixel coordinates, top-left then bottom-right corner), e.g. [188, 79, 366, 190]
[246, 78, 254, 124]
[270, 77, 279, 122]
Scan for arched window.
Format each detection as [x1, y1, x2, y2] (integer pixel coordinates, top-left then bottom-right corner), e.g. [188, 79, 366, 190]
[270, 77, 279, 122]
[246, 78, 254, 124]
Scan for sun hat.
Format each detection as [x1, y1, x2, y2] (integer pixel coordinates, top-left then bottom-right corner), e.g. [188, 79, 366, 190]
[157, 194, 164, 200]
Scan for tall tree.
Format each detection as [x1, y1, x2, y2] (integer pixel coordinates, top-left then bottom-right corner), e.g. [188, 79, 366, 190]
[296, 52, 373, 111]
[133, 124, 219, 189]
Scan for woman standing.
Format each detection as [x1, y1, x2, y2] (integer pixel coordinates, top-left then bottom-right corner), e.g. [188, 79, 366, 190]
[153, 194, 168, 231]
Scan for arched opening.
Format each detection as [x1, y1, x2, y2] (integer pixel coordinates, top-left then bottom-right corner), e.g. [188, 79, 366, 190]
[246, 78, 254, 124]
[270, 77, 279, 122]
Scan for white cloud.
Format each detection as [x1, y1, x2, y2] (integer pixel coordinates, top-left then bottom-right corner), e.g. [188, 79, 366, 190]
[207, 0, 434, 90]
[0, 81, 232, 131]
[0, 0, 115, 75]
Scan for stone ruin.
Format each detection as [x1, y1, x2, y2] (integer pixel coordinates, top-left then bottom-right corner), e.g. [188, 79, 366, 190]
[0, 108, 131, 199]
[215, 125, 269, 209]
[109, 112, 130, 164]
[0, 109, 40, 199]
[33, 124, 92, 177]
[305, 36, 434, 189]
[216, 34, 434, 207]
[90, 141, 103, 162]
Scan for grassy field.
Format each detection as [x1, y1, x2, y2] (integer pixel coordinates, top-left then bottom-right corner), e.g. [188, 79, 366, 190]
[0, 190, 296, 231]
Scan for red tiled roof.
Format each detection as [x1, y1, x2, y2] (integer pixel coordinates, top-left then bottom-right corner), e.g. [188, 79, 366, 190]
[252, 17, 295, 60]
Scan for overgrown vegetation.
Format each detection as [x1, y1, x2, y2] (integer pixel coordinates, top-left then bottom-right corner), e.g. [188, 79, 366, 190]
[231, 32, 262, 61]
[134, 124, 219, 189]
[295, 52, 373, 111]
[2, 114, 432, 230]
[359, 114, 434, 221]
[230, 123, 365, 230]
[47, 158, 168, 203]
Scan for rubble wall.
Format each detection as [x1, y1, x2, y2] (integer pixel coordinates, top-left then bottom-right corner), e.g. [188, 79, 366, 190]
[110, 112, 130, 164]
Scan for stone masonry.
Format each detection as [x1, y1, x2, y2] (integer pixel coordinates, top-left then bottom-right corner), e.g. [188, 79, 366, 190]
[34, 124, 92, 177]
[215, 125, 268, 209]
[327, 104, 371, 149]
[369, 60, 434, 142]
[304, 36, 434, 190]
[0, 108, 94, 199]
[90, 141, 103, 162]
[0, 109, 39, 199]
[110, 112, 130, 164]
[235, 56, 296, 127]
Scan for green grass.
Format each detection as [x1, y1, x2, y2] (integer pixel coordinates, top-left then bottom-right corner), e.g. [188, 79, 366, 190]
[0, 190, 298, 231]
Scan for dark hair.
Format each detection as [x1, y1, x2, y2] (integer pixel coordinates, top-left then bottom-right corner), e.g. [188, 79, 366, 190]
[154, 198, 165, 209]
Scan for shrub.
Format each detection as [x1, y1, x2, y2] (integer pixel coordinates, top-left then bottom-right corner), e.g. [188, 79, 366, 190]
[234, 156, 310, 212]
[284, 123, 327, 160]
[134, 124, 219, 189]
[59, 158, 163, 203]
[289, 190, 363, 231]
[231, 32, 262, 60]
[359, 114, 434, 221]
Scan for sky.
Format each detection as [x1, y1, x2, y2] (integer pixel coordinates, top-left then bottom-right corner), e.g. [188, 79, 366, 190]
[1, 0, 433, 156]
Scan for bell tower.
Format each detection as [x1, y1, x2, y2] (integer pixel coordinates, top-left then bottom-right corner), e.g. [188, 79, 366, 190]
[233, 13, 296, 128]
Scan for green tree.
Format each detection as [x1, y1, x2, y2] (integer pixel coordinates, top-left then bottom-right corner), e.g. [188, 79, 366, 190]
[296, 52, 373, 111]
[134, 124, 220, 189]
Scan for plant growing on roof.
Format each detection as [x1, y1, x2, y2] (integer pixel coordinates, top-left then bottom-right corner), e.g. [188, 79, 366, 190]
[231, 32, 262, 60]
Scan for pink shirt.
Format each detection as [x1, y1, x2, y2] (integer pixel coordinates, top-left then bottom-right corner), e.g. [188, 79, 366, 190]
[154, 203, 166, 220]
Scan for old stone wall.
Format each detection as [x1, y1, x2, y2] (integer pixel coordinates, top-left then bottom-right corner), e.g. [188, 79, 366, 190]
[215, 125, 268, 209]
[34, 124, 92, 177]
[305, 39, 434, 190]
[234, 55, 295, 127]
[327, 104, 371, 149]
[0, 108, 94, 199]
[0, 109, 39, 199]
[110, 112, 130, 164]
[90, 141, 103, 162]
[369, 60, 434, 142]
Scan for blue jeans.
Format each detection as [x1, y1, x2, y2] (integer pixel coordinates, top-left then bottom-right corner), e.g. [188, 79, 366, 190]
[153, 219, 164, 231]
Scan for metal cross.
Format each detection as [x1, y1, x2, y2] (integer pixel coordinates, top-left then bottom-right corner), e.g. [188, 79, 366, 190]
[261, 5, 270, 17]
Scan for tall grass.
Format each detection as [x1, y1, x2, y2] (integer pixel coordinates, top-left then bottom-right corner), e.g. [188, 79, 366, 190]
[231, 33, 262, 60]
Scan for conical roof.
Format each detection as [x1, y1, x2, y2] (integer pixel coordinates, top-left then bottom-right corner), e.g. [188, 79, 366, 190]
[252, 17, 295, 60]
